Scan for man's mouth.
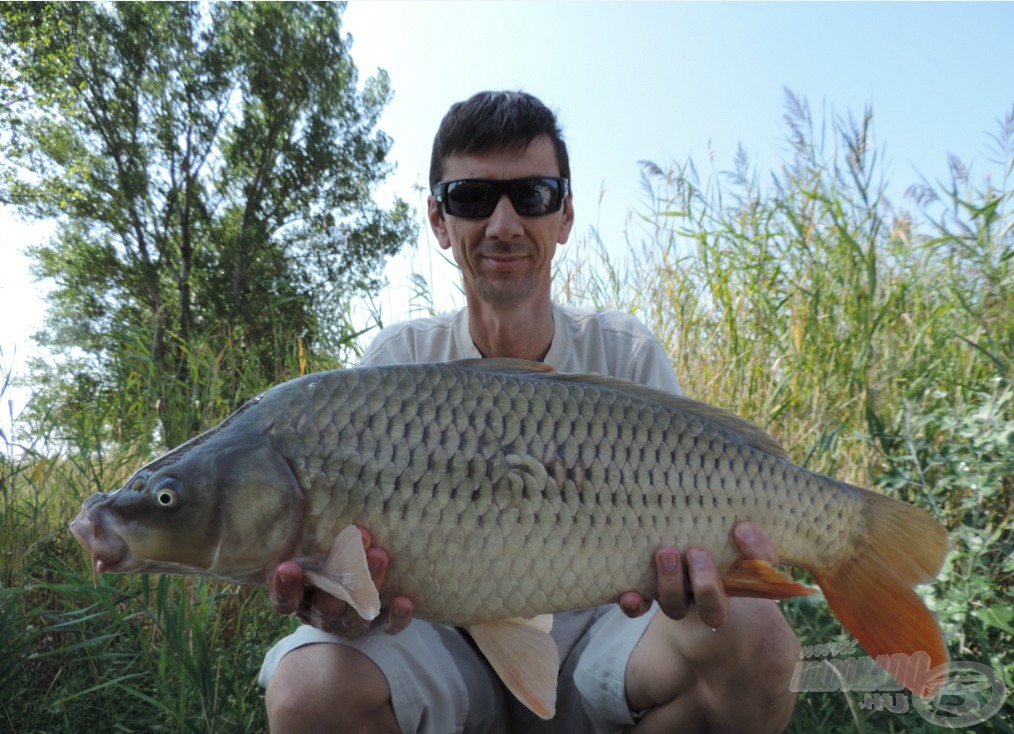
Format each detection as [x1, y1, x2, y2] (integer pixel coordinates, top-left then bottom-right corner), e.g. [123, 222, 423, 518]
[483, 254, 527, 272]
[478, 245, 530, 273]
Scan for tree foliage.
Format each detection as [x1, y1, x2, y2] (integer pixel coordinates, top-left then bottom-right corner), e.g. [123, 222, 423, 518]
[1, 2, 416, 448]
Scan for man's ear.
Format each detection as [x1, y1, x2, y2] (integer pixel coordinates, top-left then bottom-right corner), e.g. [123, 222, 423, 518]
[558, 196, 575, 245]
[428, 196, 451, 250]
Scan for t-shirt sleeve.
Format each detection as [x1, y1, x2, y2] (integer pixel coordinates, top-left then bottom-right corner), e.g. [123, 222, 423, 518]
[358, 325, 415, 367]
[633, 336, 684, 396]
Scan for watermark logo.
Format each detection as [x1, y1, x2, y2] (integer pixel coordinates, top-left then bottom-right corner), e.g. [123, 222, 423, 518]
[912, 661, 1007, 728]
[790, 643, 1007, 728]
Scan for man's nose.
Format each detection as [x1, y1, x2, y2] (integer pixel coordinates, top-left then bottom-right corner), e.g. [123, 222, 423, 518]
[484, 193, 524, 240]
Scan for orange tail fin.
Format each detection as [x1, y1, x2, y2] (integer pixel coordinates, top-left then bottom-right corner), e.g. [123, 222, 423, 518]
[811, 486, 949, 698]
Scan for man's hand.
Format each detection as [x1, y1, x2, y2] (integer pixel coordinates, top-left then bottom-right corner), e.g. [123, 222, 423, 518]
[268, 527, 414, 637]
[618, 521, 777, 626]
[622, 522, 800, 731]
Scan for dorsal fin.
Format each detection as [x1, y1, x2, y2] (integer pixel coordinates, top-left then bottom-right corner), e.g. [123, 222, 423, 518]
[557, 373, 789, 459]
[450, 358, 555, 373]
[446, 359, 788, 460]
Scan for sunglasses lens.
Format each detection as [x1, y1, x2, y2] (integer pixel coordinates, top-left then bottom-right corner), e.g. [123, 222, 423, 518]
[445, 181, 499, 217]
[511, 179, 561, 216]
[439, 177, 567, 218]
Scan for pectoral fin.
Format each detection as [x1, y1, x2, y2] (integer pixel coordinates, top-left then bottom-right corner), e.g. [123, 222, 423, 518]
[467, 615, 558, 720]
[303, 525, 381, 620]
[722, 559, 815, 599]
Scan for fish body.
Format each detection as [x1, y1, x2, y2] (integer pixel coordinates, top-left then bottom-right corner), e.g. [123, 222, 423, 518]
[70, 359, 949, 716]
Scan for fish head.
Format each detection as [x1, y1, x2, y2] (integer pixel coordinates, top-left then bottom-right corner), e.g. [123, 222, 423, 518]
[69, 464, 214, 578]
[69, 429, 304, 585]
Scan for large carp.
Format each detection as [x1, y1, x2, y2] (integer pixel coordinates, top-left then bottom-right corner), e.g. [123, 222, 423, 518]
[70, 359, 948, 717]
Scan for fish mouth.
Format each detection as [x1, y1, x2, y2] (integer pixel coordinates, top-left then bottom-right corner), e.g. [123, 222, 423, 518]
[69, 501, 134, 584]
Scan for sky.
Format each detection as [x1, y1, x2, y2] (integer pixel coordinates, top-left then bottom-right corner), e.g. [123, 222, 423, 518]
[1, 1, 1012, 443]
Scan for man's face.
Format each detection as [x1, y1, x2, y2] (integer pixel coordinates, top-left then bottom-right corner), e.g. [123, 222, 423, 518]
[428, 136, 575, 307]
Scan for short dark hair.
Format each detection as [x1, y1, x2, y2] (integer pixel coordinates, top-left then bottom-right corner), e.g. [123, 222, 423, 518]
[429, 91, 570, 190]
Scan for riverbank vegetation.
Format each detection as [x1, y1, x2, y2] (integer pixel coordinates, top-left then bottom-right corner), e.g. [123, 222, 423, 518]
[2, 76, 1010, 734]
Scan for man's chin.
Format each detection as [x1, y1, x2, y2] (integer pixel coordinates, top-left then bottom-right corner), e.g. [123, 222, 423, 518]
[473, 278, 537, 305]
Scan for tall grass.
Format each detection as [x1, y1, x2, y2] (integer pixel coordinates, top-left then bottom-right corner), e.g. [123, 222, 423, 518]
[0, 299, 374, 731]
[559, 93, 1012, 732]
[3, 95, 1012, 732]
[2, 359, 288, 731]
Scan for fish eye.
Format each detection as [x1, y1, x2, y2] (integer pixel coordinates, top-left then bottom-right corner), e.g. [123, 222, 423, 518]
[152, 478, 182, 508]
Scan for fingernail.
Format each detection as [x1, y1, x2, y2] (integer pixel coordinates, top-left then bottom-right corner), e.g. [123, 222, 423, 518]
[278, 572, 293, 586]
[737, 524, 758, 543]
[660, 551, 678, 573]
[386, 605, 408, 633]
[687, 549, 708, 568]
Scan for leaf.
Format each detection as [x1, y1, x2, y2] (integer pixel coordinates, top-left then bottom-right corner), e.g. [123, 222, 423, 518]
[972, 606, 1014, 635]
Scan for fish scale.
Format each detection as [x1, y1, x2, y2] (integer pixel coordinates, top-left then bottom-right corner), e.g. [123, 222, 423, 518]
[260, 362, 853, 624]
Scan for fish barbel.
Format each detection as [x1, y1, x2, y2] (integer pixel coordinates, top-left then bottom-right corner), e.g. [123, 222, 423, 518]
[70, 359, 949, 717]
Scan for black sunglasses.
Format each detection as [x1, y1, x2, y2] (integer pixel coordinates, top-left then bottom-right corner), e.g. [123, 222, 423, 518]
[432, 177, 570, 218]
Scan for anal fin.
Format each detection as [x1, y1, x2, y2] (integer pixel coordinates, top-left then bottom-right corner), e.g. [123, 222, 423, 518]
[468, 615, 558, 719]
[302, 525, 381, 620]
[722, 559, 816, 600]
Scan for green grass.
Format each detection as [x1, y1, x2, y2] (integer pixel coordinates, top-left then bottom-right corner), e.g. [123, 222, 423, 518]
[3, 95, 1012, 732]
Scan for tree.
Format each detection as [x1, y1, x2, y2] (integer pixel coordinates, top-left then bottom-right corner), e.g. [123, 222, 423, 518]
[1, 2, 416, 448]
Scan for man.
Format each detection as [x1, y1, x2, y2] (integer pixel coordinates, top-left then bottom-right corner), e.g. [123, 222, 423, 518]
[260, 91, 800, 733]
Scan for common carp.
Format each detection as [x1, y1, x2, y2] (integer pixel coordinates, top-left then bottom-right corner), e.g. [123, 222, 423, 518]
[70, 359, 949, 717]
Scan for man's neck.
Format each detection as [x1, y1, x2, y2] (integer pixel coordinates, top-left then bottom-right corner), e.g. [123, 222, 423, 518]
[466, 295, 555, 362]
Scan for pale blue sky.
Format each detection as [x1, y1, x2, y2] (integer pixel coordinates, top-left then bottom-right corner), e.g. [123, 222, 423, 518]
[339, 0, 1014, 317]
[2, 1, 1012, 436]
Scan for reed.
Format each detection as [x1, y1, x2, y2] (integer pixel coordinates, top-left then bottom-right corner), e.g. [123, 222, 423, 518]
[557, 94, 1012, 732]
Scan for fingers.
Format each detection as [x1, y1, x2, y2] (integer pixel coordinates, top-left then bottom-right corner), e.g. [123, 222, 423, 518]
[654, 548, 690, 621]
[619, 547, 694, 621]
[384, 596, 415, 634]
[268, 529, 414, 637]
[628, 524, 782, 629]
[307, 544, 390, 636]
[307, 587, 361, 634]
[268, 558, 359, 632]
[618, 590, 651, 619]
[366, 546, 390, 587]
[269, 561, 307, 615]
[358, 526, 373, 550]
[685, 548, 729, 629]
[684, 523, 780, 630]
[649, 546, 729, 629]
[366, 547, 415, 633]
[733, 521, 779, 564]
[308, 545, 394, 637]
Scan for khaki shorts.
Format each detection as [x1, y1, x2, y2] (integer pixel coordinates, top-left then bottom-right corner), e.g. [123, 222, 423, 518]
[259, 604, 658, 734]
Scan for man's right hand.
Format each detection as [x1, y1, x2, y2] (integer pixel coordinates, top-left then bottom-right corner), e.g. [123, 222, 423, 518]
[268, 527, 415, 637]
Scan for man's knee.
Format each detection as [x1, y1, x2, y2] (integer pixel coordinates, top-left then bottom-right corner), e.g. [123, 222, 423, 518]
[265, 643, 399, 733]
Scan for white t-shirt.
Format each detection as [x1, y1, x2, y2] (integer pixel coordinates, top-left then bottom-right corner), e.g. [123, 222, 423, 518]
[359, 302, 682, 395]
